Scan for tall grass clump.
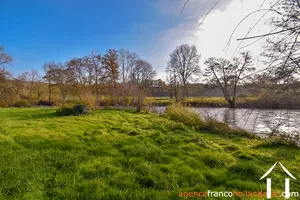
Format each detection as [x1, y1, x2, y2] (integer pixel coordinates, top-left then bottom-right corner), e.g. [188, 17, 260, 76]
[201, 118, 255, 138]
[164, 104, 203, 128]
[163, 104, 255, 139]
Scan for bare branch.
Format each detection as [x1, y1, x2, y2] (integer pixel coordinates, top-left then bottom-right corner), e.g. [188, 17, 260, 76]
[197, 0, 221, 29]
[181, 0, 191, 14]
[237, 27, 300, 41]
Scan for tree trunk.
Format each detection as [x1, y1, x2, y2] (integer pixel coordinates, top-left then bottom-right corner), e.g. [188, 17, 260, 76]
[175, 84, 178, 102]
[170, 91, 173, 99]
[228, 100, 237, 108]
[48, 85, 52, 102]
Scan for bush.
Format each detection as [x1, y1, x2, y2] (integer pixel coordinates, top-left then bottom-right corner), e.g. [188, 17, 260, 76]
[38, 100, 54, 106]
[56, 105, 73, 116]
[65, 99, 82, 105]
[125, 96, 131, 106]
[72, 104, 92, 116]
[164, 103, 203, 128]
[0, 101, 9, 108]
[104, 96, 112, 106]
[30, 100, 39, 106]
[14, 100, 31, 108]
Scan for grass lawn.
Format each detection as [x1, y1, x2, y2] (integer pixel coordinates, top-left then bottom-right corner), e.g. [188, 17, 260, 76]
[0, 108, 299, 199]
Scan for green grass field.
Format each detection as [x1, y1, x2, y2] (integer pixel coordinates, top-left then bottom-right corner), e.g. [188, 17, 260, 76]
[0, 108, 299, 199]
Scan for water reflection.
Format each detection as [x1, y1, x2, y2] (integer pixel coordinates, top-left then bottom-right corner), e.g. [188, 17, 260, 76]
[155, 107, 300, 137]
[223, 109, 236, 126]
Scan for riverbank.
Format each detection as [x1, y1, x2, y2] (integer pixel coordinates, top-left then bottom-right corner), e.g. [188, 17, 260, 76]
[0, 108, 299, 199]
[150, 97, 300, 109]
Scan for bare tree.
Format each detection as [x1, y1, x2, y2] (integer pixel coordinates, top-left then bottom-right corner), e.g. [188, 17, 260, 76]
[166, 44, 201, 98]
[43, 62, 56, 103]
[20, 69, 42, 101]
[166, 71, 178, 101]
[44, 62, 72, 103]
[88, 53, 104, 104]
[0, 46, 13, 71]
[67, 58, 89, 85]
[131, 59, 156, 91]
[0, 47, 13, 102]
[264, 0, 300, 80]
[204, 52, 255, 108]
[0, 69, 14, 102]
[224, 0, 300, 81]
[118, 49, 138, 83]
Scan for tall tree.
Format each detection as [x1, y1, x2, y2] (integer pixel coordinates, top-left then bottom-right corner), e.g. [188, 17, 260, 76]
[118, 49, 138, 83]
[166, 44, 201, 98]
[204, 52, 255, 108]
[19, 69, 42, 101]
[166, 71, 178, 100]
[83, 53, 105, 104]
[102, 49, 119, 92]
[43, 62, 56, 102]
[44, 62, 72, 103]
[131, 59, 156, 91]
[0, 46, 13, 71]
[0, 47, 13, 103]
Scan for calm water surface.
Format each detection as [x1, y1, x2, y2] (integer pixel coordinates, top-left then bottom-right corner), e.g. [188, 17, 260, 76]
[155, 107, 300, 137]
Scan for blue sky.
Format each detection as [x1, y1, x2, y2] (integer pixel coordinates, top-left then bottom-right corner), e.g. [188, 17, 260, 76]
[0, 0, 269, 79]
[0, 0, 178, 74]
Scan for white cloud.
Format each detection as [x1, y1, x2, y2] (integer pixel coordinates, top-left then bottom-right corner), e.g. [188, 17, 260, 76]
[143, 0, 273, 81]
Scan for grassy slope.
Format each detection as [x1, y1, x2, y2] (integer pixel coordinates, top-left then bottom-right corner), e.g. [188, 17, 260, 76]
[0, 108, 299, 200]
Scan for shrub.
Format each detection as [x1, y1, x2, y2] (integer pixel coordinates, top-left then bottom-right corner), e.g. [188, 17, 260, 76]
[38, 100, 54, 106]
[56, 105, 73, 116]
[164, 104, 203, 128]
[14, 100, 31, 108]
[124, 96, 131, 106]
[65, 99, 82, 105]
[72, 104, 92, 116]
[0, 101, 9, 108]
[104, 96, 112, 106]
[30, 100, 39, 106]
[82, 101, 96, 110]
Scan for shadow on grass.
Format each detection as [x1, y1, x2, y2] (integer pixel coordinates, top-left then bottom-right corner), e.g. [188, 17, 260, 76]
[30, 112, 59, 119]
[17, 110, 66, 120]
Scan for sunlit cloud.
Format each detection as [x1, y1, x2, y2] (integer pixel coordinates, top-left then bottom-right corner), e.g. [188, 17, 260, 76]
[144, 0, 273, 81]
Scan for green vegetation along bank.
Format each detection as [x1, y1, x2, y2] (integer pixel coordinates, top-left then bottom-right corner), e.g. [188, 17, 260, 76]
[150, 97, 300, 109]
[0, 108, 299, 199]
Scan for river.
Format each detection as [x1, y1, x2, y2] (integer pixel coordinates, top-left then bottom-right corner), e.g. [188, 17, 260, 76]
[155, 107, 300, 137]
